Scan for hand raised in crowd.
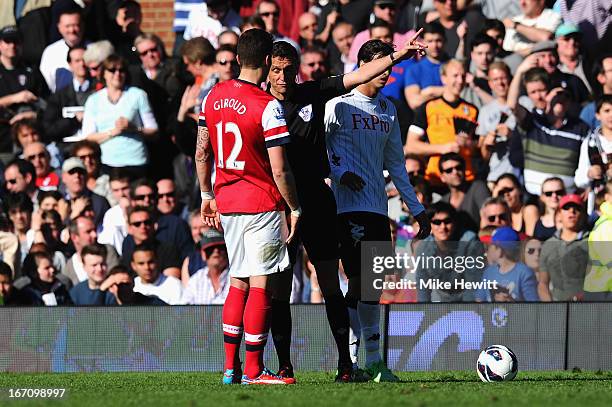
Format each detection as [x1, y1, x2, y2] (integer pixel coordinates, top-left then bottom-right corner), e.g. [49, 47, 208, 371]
[326, 10, 339, 27]
[70, 196, 91, 220]
[516, 53, 539, 75]
[340, 171, 366, 192]
[457, 21, 468, 40]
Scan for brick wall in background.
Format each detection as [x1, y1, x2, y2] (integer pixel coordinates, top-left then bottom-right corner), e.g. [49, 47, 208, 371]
[140, 0, 175, 55]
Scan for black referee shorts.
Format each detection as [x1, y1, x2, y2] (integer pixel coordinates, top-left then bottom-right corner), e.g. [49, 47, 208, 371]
[288, 181, 339, 265]
[337, 211, 392, 279]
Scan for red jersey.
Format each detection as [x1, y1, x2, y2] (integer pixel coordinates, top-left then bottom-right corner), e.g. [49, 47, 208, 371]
[199, 79, 290, 214]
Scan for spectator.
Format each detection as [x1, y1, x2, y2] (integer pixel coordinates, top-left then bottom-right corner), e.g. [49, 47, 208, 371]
[42, 46, 94, 144]
[4, 192, 34, 263]
[540, 194, 590, 301]
[533, 177, 566, 241]
[83, 40, 115, 90]
[584, 179, 612, 301]
[61, 157, 110, 228]
[28, 209, 70, 269]
[439, 152, 491, 232]
[71, 140, 112, 205]
[502, 0, 561, 57]
[100, 264, 167, 305]
[477, 61, 518, 186]
[575, 95, 612, 196]
[181, 229, 229, 304]
[131, 243, 182, 305]
[156, 178, 182, 217]
[126, 178, 192, 260]
[329, 22, 355, 75]
[214, 45, 238, 83]
[82, 54, 158, 176]
[480, 196, 512, 229]
[521, 237, 549, 300]
[257, 0, 300, 51]
[555, 24, 592, 93]
[37, 191, 68, 218]
[111, 0, 144, 65]
[405, 59, 479, 187]
[218, 30, 239, 49]
[0, 261, 28, 305]
[492, 173, 539, 235]
[4, 159, 38, 206]
[298, 11, 327, 49]
[98, 170, 131, 254]
[430, 0, 485, 58]
[559, 0, 611, 49]
[403, 22, 447, 110]
[0, 26, 49, 164]
[580, 54, 612, 130]
[121, 206, 181, 279]
[475, 226, 539, 302]
[11, 119, 61, 169]
[39, 8, 84, 92]
[183, 0, 241, 48]
[179, 37, 218, 118]
[69, 243, 116, 305]
[23, 142, 59, 191]
[188, 209, 209, 244]
[508, 71, 590, 195]
[64, 216, 120, 286]
[0, 214, 20, 275]
[348, 0, 412, 64]
[461, 33, 497, 108]
[49, 0, 115, 45]
[13, 252, 72, 305]
[299, 46, 328, 82]
[415, 202, 485, 302]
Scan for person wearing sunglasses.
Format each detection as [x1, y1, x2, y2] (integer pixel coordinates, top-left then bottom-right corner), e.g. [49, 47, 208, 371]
[493, 173, 539, 235]
[475, 226, 538, 302]
[214, 45, 238, 83]
[181, 229, 229, 305]
[82, 54, 158, 178]
[521, 237, 550, 301]
[23, 142, 59, 192]
[299, 46, 328, 82]
[415, 201, 485, 303]
[156, 179, 181, 217]
[83, 40, 115, 91]
[439, 152, 491, 232]
[479, 196, 512, 230]
[256, 0, 299, 52]
[3, 159, 37, 204]
[533, 177, 566, 241]
[540, 194, 589, 301]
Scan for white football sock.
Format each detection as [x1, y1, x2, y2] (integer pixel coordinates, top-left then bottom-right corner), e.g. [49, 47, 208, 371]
[347, 305, 361, 367]
[358, 302, 382, 366]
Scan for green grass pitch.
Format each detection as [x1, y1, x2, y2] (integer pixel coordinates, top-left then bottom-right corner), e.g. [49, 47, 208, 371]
[0, 371, 611, 406]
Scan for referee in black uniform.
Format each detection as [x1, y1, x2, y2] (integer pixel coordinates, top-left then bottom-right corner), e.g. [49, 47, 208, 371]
[266, 31, 426, 382]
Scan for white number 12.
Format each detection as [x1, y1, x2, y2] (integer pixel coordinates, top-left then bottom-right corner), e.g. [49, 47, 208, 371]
[215, 121, 245, 170]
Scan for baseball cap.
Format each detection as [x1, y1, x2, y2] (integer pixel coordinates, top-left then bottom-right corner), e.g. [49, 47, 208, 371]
[555, 23, 581, 39]
[0, 26, 20, 42]
[559, 194, 583, 209]
[62, 157, 86, 173]
[200, 229, 225, 250]
[529, 40, 556, 55]
[491, 226, 520, 251]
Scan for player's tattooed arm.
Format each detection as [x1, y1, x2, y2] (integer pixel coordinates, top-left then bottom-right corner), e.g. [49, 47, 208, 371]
[195, 125, 211, 163]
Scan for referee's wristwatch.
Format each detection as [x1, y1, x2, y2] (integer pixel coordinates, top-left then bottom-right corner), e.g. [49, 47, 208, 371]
[291, 207, 302, 218]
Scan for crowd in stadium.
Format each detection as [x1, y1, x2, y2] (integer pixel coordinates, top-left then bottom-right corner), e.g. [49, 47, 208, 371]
[0, 0, 610, 306]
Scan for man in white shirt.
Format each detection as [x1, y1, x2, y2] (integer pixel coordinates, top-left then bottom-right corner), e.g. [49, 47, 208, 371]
[132, 243, 182, 305]
[40, 8, 84, 92]
[181, 229, 229, 305]
[502, 0, 561, 56]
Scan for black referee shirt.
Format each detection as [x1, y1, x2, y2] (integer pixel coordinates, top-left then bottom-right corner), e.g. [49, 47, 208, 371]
[276, 75, 346, 185]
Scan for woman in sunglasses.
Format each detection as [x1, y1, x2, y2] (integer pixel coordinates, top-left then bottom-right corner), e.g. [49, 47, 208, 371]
[533, 177, 566, 241]
[82, 54, 158, 179]
[493, 173, 538, 235]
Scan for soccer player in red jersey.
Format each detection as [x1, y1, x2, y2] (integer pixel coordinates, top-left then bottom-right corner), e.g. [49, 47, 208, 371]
[195, 29, 301, 385]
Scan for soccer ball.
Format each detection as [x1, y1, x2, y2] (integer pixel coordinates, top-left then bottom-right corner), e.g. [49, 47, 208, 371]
[476, 345, 518, 382]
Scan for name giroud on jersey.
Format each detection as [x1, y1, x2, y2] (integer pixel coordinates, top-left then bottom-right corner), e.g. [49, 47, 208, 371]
[213, 98, 247, 115]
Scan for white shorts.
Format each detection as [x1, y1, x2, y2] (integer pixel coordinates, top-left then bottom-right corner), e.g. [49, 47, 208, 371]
[220, 211, 290, 278]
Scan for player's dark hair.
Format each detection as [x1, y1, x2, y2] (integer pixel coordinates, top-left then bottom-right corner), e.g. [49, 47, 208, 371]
[523, 67, 549, 89]
[357, 39, 394, 65]
[67, 45, 86, 63]
[4, 192, 34, 214]
[272, 41, 299, 66]
[237, 29, 273, 69]
[596, 94, 612, 113]
[469, 33, 497, 53]
[438, 153, 466, 172]
[483, 19, 505, 37]
[130, 178, 157, 200]
[81, 243, 107, 260]
[423, 22, 445, 39]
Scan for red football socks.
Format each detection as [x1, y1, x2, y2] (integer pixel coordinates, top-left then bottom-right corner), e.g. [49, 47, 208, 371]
[222, 286, 248, 371]
[243, 287, 271, 378]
